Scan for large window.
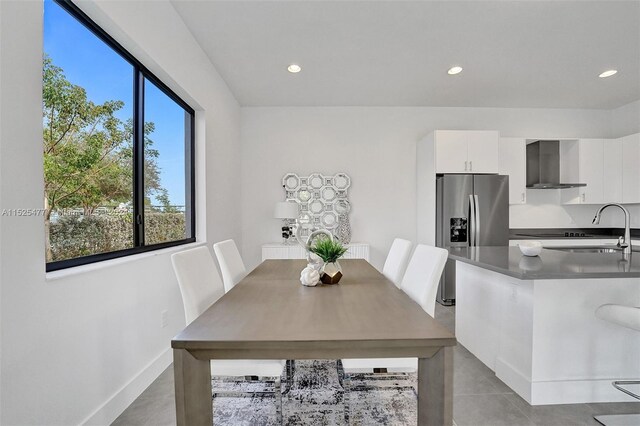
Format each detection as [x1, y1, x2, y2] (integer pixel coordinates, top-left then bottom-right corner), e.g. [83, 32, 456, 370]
[43, 0, 195, 272]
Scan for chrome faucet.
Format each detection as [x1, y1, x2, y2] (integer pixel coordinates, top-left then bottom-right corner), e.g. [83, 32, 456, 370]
[592, 203, 632, 255]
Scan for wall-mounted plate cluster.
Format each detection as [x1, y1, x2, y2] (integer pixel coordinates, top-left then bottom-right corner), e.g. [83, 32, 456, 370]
[282, 172, 352, 243]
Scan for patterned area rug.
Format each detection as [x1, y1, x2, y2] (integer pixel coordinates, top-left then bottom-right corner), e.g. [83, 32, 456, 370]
[211, 360, 417, 425]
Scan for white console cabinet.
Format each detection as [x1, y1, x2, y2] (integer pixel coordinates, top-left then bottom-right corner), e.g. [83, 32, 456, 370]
[261, 243, 370, 262]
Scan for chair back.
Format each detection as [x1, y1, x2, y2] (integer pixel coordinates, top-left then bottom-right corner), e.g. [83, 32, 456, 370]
[596, 304, 640, 332]
[213, 239, 247, 292]
[382, 238, 413, 287]
[171, 246, 225, 324]
[400, 244, 448, 317]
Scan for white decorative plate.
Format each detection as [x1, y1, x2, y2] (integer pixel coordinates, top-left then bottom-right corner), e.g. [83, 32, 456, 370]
[283, 173, 299, 190]
[309, 200, 324, 214]
[334, 173, 351, 190]
[321, 187, 337, 202]
[297, 189, 311, 202]
[321, 211, 338, 228]
[298, 213, 312, 226]
[308, 173, 324, 189]
[335, 200, 351, 215]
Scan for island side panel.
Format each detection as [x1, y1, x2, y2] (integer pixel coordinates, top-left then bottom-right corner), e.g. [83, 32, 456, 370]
[494, 274, 534, 403]
[456, 262, 502, 370]
[456, 260, 640, 405]
[456, 262, 534, 402]
[531, 278, 640, 404]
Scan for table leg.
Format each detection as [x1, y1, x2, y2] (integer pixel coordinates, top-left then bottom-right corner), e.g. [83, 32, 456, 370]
[174, 348, 212, 426]
[417, 346, 453, 426]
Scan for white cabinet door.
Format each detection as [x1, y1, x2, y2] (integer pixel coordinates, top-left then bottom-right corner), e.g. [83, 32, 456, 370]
[603, 138, 623, 203]
[499, 137, 526, 204]
[622, 133, 640, 204]
[578, 139, 604, 204]
[435, 131, 468, 173]
[468, 131, 500, 173]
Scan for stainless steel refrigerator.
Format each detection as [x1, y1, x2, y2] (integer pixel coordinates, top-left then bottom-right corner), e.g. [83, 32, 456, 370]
[435, 174, 509, 305]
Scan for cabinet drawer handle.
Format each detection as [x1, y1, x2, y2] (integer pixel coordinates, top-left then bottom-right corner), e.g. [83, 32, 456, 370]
[470, 161, 473, 171]
[464, 161, 468, 171]
[582, 193, 586, 203]
[521, 192, 525, 203]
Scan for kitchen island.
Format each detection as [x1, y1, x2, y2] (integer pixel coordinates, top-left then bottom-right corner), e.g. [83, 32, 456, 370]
[449, 246, 640, 405]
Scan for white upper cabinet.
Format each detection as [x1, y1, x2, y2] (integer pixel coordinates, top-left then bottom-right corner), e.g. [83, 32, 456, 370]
[561, 138, 625, 205]
[434, 130, 499, 173]
[578, 139, 604, 204]
[434, 131, 468, 173]
[498, 138, 526, 204]
[467, 131, 500, 173]
[561, 139, 605, 204]
[603, 138, 623, 203]
[622, 133, 640, 204]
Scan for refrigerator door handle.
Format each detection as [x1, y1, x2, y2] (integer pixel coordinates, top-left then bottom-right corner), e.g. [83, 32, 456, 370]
[469, 194, 476, 247]
[474, 194, 480, 246]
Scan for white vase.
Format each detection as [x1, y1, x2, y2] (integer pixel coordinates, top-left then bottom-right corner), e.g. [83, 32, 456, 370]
[300, 264, 320, 286]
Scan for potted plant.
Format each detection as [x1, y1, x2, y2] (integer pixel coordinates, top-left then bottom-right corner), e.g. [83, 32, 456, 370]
[310, 237, 348, 284]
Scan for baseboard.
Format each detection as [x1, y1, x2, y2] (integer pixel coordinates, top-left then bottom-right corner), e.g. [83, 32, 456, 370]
[80, 348, 172, 426]
[495, 357, 532, 403]
[531, 378, 640, 405]
[496, 357, 639, 405]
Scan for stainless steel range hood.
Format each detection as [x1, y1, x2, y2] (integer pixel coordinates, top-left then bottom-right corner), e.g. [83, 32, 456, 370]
[526, 140, 586, 189]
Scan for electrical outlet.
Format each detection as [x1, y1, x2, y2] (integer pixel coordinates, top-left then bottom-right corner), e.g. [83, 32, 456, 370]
[161, 310, 168, 328]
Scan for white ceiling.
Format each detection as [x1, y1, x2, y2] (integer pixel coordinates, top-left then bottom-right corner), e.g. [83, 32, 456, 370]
[171, 1, 640, 109]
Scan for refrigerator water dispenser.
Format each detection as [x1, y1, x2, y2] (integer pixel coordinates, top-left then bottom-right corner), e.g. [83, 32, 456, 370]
[450, 218, 467, 243]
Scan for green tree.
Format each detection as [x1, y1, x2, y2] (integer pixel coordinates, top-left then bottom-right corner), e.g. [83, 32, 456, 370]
[155, 191, 179, 213]
[43, 55, 167, 261]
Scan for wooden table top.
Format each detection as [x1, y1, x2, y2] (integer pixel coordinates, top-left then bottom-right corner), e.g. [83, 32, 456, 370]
[171, 259, 456, 359]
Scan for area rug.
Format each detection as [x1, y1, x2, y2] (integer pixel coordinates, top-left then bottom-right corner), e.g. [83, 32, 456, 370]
[211, 360, 417, 425]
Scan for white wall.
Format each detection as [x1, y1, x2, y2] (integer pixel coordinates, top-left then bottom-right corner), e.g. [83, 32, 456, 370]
[0, 1, 241, 425]
[612, 100, 640, 138]
[0, 2, 5, 422]
[0, 0, 636, 423]
[241, 106, 612, 270]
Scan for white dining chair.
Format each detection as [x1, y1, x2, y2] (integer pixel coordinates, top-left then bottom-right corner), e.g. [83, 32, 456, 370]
[213, 239, 247, 293]
[171, 246, 286, 424]
[339, 244, 449, 421]
[382, 238, 413, 287]
[400, 244, 449, 318]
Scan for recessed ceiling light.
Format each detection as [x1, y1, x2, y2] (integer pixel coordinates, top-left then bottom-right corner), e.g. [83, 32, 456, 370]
[448, 66, 463, 75]
[599, 69, 617, 78]
[287, 64, 302, 73]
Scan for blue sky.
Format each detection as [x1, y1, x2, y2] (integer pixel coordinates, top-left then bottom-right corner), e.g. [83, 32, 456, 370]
[43, 0, 186, 207]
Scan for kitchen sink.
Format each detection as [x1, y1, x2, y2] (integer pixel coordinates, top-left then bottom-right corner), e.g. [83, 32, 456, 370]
[544, 246, 626, 254]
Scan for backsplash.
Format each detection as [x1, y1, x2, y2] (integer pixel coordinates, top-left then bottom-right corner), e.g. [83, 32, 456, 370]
[510, 189, 640, 229]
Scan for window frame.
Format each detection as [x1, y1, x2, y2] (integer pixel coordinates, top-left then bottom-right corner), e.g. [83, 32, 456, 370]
[46, 0, 196, 272]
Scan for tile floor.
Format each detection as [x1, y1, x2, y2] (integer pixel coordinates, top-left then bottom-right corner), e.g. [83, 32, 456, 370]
[112, 305, 639, 425]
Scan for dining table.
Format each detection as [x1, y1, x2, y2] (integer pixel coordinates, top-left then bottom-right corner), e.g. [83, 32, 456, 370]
[171, 259, 456, 425]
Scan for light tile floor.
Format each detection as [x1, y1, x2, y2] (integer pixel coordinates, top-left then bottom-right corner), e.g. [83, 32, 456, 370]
[112, 304, 639, 425]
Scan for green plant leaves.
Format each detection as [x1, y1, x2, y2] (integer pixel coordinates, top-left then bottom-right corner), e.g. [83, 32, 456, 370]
[309, 238, 347, 263]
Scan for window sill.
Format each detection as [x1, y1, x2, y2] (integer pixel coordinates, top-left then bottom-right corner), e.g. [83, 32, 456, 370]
[45, 241, 207, 282]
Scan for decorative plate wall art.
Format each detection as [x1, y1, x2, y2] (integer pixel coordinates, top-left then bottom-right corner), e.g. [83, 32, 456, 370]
[282, 172, 352, 244]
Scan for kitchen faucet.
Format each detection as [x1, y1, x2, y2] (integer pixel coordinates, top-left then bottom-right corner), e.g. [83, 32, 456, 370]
[592, 203, 632, 255]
